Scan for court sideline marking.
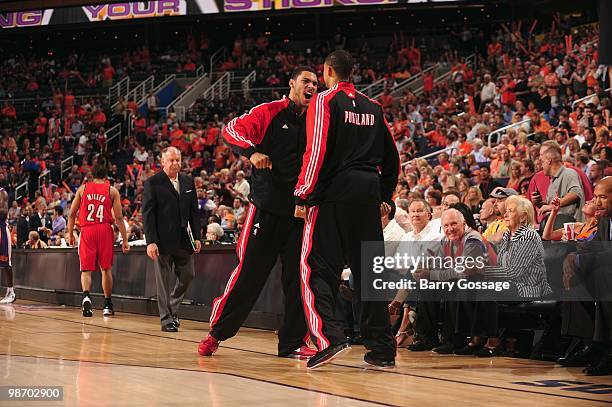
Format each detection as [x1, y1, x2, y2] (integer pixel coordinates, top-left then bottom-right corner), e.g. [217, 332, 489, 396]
[8, 310, 612, 405]
[0, 354, 392, 407]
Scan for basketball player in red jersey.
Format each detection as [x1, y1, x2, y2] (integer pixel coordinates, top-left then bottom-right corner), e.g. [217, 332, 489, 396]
[67, 161, 130, 317]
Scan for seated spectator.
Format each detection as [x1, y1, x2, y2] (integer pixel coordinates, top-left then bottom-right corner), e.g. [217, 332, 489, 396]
[463, 186, 484, 214]
[482, 195, 552, 299]
[543, 197, 599, 241]
[206, 222, 224, 242]
[50, 206, 66, 239]
[25, 231, 48, 249]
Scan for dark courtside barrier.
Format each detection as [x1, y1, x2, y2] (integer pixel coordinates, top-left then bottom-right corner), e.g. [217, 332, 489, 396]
[9, 245, 285, 330]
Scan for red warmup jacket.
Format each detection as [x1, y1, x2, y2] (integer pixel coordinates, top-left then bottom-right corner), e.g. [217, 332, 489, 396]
[223, 97, 306, 217]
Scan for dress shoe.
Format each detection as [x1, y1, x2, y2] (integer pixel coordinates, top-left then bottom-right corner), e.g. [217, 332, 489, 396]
[557, 345, 602, 367]
[584, 355, 612, 376]
[407, 339, 437, 352]
[161, 323, 178, 332]
[364, 352, 395, 368]
[454, 342, 484, 356]
[474, 345, 504, 358]
[433, 342, 459, 355]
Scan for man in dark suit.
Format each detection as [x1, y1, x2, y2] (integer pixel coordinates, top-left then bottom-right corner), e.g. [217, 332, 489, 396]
[17, 205, 32, 248]
[29, 202, 52, 244]
[563, 177, 612, 375]
[142, 147, 201, 332]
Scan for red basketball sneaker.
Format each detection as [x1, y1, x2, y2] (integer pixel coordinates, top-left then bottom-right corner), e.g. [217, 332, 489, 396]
[286, 345, 317, 360]
[198, 335, 219, 356]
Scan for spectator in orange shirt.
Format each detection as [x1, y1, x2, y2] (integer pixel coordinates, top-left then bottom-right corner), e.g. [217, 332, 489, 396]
[64, 90, 75, 115]
[206, 123, 220, 147]
[92, 109, 106, 128]
[379, 89, 394, 109]
[458, 133, 473, 156]
[1, 103, 16, 121]
[184, 59, 196, 72]
[531, 112, 551, 134]
[102, 63, 115, 87]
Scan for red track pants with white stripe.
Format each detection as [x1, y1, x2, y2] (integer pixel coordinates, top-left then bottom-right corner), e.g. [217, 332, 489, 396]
[209, 204, 309, 356]
[301, 202, 396, 359]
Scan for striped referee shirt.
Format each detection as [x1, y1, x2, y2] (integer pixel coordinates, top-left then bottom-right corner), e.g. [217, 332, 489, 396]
[485, 225, 552, 298]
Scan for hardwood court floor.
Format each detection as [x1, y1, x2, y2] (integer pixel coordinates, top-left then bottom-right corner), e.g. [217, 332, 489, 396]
[0, 302, 611, 406]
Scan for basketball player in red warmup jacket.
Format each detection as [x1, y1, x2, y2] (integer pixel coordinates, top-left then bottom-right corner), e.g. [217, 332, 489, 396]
[67, 161, 130, 317]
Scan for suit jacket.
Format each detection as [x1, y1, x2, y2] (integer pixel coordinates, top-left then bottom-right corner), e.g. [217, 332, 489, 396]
[28, 213, 52, 243]
[142, 171, 201, 256]
[17, 216, 30, 247]
[579, 216, 611, 273]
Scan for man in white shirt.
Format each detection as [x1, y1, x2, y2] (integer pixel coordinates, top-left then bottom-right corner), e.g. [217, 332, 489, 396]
[134, 145, 149, 163]
[480, 74, 497, 111]
[233, 170, 250, 198]
[77, 134, 88, 157]
[392, 199, 443, 351]
[428, 192, 462, 236]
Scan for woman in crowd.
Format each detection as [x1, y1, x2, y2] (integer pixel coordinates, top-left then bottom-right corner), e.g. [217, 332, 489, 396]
[543, 196, 599, 241]
[506, 162, 522, 191]
[463, 186, 484, 214]
[465, 196, 552, 356]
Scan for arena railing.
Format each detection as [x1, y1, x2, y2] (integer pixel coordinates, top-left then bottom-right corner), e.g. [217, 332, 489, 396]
[241, 71, 257, 98]
[209, 48, 227, 72]
[359, 78, 387, 99]
[201, 72, 231, 102]
[119, 75, 155, 111]
[60, 156, 74, 181]
[104, 122, 123, 147]
[108, 76, 130, 107]
[162, 72, 210, 120]
[37, 169, 50, 191]
[488, 118, 531, 148]
[15, 182, 28, 202]
[571, 87, 611, 110]
[386, 63, 441, 100]
[175, 106, 186, 122]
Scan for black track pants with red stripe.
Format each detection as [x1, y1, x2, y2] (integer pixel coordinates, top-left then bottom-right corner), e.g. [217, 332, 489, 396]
[209, 204, 309, 356]
[301, 202, 396, 359]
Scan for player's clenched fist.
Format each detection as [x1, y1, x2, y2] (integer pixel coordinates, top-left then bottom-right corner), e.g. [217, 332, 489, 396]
[147, 243, 159, 261]
[250, 152, 272, 169]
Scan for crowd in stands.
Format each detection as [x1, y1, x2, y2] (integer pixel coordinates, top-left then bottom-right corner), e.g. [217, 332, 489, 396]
[0, 16, 609, 248]
[0, 15, 611, 371]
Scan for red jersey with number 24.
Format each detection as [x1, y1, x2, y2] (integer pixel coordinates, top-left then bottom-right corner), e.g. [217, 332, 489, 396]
[78, 181, 114, 227]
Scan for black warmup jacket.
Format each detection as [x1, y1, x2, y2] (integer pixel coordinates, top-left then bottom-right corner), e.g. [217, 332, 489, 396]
[294, 81, 400, 209]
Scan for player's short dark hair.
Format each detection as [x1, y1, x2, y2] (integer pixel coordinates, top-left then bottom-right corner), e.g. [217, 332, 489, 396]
[291, 66, 316, 80]
[324, 50, 353, 80]
[92, 159, 108, 179]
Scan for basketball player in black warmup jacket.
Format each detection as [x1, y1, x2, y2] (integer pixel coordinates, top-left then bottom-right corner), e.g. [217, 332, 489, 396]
[295, 50, 400, 369]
